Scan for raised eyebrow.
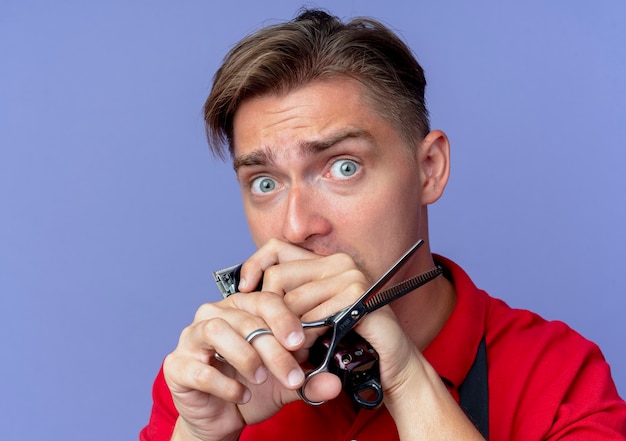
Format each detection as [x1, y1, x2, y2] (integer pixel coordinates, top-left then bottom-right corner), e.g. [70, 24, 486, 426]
[232, 128, 373, 172]
[232, 147, 276, 172]
[298, 128, 373, 155]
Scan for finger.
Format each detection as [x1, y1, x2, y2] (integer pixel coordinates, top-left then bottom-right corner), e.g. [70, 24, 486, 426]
[190, 297, 306, 388]
[208, 325, 270, 387]
[352, 307, 422, 378]
[353, 306, 404, 353]
[228, 291, 305, 350]
[179, 308, 269, 385]
[190, 296, 302, 353]
[238, 238, 319, 292]
[284, 267, 369, 319]
[200, 319, 305, 391]
[247, 332, 306, 389]
[164, 353, 251, 404]
[298, 372, 342, 404]
[262, 251, 363, 298]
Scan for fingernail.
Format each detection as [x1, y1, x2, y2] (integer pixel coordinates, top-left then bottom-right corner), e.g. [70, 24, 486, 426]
[241, 388, 251, 404]
[288, 369, 304, 387]
[287, 331, 304, 347]
[255, 366, 268, 384]
[238, 278, 247, 291]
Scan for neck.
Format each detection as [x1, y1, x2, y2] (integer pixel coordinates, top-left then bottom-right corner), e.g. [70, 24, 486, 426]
[390, 267, 456, 351]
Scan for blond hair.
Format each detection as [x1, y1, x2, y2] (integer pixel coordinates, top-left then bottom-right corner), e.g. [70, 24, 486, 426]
[204, 9, 430, 159]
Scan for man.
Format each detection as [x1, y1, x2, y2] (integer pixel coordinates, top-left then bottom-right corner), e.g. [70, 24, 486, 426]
[141, 9, 626, 440]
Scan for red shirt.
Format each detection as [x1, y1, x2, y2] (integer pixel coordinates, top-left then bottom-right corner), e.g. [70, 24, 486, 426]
[140, 256, 626, 440]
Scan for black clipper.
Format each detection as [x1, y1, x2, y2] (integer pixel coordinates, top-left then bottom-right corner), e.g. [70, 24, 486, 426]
[308, 329, 383, 409]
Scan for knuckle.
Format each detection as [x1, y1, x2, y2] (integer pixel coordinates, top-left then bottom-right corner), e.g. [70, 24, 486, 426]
[346, 269, 367, 288]
[178, 325, 193, 343]
[344, 266, 364, 279]
[191, 364, 214, 388]
[265, 237, 282, 250]
[262, 264, 281, 285]
[163, 352, 177, 373]
[256, 293, 295, 325]
[283, 291, 298, 309]
[254, 290, 282, 308]
[162, 352, 190, 389]
[193, 301, 220, 322]
[200, 316, 228, 339]
[332, 252, 357, 269]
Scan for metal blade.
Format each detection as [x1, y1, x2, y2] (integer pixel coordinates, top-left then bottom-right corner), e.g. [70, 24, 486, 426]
[364, 266, 443, 311]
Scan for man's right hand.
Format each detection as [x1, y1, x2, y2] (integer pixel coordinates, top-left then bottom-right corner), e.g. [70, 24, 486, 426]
[163, 287, 311, 440]
[162, 239, 364, 440]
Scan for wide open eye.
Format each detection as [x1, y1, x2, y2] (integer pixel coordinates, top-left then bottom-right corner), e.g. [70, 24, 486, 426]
[251, 176, 277, 194]
[329, 159, 360, 179]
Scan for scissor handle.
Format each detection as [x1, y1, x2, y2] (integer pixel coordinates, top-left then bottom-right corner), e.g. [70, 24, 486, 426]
[225, 326, 384, 409]
[297, 325, 342, 405]
[297, 364, 331, 406]
[240, 327, 332, 406]
[299, 328, 384, 409]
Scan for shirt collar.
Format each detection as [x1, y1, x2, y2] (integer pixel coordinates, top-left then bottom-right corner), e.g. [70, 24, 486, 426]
[423, 254, 488, 388]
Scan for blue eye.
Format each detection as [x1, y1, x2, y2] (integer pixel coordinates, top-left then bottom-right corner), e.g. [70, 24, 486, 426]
[330, 159, 360, 178]
[251, 176, 277, 194]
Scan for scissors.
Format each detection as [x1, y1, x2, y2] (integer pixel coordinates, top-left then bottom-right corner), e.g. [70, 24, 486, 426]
[241, 239, 443, 407]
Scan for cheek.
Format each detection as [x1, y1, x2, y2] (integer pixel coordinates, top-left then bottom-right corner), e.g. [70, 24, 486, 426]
[356, 176, 422, 246]
[362, 170, 420, 221]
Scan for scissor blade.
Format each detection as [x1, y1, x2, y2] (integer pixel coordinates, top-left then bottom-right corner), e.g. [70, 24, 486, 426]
[330, 240, 424, 334]
[359, 239, 424, 302]
[364, 266, 443, 312]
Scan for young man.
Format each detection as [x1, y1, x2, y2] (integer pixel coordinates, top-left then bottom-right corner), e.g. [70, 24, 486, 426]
[141, 10, 626, 440]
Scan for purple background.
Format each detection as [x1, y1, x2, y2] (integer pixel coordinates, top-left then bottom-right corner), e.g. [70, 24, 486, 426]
[1, 1, 624, 439]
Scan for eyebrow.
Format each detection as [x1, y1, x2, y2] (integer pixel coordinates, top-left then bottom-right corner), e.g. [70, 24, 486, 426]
[232, 128, 373, 172]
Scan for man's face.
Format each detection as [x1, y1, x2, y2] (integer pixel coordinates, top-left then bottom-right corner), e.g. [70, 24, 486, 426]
[231, 77, 428, 282]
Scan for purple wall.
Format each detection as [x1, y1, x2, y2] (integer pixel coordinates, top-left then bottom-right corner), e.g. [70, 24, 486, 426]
[1, 1, 624, 439]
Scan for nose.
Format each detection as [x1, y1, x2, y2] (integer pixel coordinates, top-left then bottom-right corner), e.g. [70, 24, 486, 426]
[281, 185, 332, 245]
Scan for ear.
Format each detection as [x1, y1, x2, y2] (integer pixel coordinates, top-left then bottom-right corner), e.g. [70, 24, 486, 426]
[416, 129, 450, 205]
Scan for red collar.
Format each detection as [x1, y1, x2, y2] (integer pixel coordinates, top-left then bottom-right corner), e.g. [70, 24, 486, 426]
[423, 255, 488, 389]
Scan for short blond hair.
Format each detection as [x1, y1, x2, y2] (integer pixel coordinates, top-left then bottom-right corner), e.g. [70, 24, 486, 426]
[204, 9, 430, 159]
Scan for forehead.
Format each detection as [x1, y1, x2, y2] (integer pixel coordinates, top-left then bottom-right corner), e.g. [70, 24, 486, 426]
[231, 77, 390, 155]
